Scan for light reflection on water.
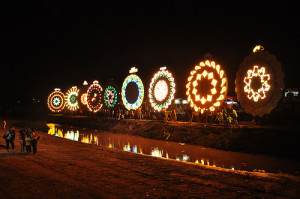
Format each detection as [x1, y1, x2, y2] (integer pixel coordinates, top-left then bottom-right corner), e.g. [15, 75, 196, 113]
[47, 123, 300, 175]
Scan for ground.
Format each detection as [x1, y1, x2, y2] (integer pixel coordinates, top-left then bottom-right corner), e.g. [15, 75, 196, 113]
[0, 127, 300, 198]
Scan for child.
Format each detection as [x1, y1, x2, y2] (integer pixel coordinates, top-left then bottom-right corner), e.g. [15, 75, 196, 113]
[25, 133, 31, 153]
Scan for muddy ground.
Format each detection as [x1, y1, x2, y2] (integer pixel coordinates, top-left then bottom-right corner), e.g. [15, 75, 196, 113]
[1, 126, 300, 198]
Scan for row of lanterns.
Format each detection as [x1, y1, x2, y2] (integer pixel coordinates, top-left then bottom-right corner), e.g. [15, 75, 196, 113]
[48, 46, 284, 116]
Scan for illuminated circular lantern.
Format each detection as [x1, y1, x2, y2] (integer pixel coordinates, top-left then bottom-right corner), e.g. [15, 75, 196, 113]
[149, 67, 176, 111]
[235, 45, 284, 116]
[65, 86, 80, 111]
[86, 80, 103, 112]
[78, 80, 89, 112]
[103, 85, 118, 108]
[121, 68, 144, 110]
[47, 88, 66, 112]
[81, 93, 87, 105]
[186, 59, 228, 112]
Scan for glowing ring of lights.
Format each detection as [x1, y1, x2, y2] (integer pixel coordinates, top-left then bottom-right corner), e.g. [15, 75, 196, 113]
[121, 74, 144, 110]
[186, 60, 228, 112]
[81, 93, 87, 105]
[149, 69, 175, 111]
[65, 87, 80, 111]
[244, 65, 271, 102]
[236, 49, 284, 116]
[104, 86, 118, 108]
[47, 89, 65, 112]
[87, 81, 103, 112]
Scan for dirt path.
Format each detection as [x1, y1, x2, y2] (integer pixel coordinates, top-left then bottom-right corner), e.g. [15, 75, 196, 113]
[0, 128, 299, 198]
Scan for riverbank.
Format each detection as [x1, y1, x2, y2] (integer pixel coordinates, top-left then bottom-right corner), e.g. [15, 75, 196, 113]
[1, 127, 300, 198]
[45, 115, 300, 161]
[3, 114, 300, 161]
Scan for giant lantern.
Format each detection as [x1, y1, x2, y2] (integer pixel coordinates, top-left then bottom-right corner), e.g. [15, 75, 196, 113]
[235, 45, 284, 116]
[65, 86, 80, 111]
[86, 80, 103, 112]
[78, 80, 89, 111]
[103, 80, 120, 109]
[121, 67, 144, 110]
[47, 88, 66, 112]
[149, 66, 175, 111]
[186, 58, 228, 113]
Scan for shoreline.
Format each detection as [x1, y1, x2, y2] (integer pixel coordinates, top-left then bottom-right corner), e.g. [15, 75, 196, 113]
[2, 114, 300, 161]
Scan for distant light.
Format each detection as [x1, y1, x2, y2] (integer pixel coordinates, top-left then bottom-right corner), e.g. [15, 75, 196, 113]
[160, 66, 167, 71]
[175, 99, 180, 104]
[83, 81, 88, 86]
[253, 45, 264, 53]
[183, 155, 189, 162]
[129, 67, 138, 74]
[182, 100, 189, 104]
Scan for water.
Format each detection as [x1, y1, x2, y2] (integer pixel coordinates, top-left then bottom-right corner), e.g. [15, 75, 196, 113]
[47, 123, 300, 175]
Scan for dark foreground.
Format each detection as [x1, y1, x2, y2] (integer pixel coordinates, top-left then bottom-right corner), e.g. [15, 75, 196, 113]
[0, 128, 299, 198]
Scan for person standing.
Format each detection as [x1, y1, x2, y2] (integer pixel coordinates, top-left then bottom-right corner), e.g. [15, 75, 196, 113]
[232, 108, 238, 126]
[30, 128, 39, 155]
[3, 120, 6, 129]
[172, 108, 177, 122]
[138, 107, 142, 120]
[3, 127, 15, 154]
[19, 128, 26, 153]
[25, 132, 32, 153]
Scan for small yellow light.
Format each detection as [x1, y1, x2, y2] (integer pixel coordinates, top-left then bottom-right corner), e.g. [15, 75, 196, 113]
[196, 95, 200, 101]
[208, 72, 214, 80]
[186, 82, 191, 88]
[193, 80, 198, 87]
[216, 65, 220, 73]
[197, 74, 201, 80]
[211, 88, 217, 95]
[192, 88, 197, 95]
[221, 86, 226, 94]
[220, 70, 224, 78]
[211, 61, 215, 68]
[214, 102, 220, 106]
[207, 95, 212, 101]
[202, 70, 208, 77]
[205, 60, 211, 67]
[201, 97, 206, 104]
[217, 95, 224, 101]
[221, 78, 226, 87]
[211, 79, 217, 87]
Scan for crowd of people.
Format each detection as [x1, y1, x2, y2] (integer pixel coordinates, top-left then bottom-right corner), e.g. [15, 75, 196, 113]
[2, 124, 40, 155]
[98, 107, 178, 122]
[89, 105, 238, 126]
[188, 107, 239, 125]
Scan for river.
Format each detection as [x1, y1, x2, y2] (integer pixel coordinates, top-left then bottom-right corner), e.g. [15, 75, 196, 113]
[46, 123, 300, 175]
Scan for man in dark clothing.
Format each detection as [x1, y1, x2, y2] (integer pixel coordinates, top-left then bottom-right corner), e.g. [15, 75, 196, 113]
[3, 127, 15, 154]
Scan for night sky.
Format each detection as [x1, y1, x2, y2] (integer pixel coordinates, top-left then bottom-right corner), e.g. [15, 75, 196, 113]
[1, 1, 299, 109]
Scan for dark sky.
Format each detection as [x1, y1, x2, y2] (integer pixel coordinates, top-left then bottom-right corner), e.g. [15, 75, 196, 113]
[1, 1, 299, 106]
